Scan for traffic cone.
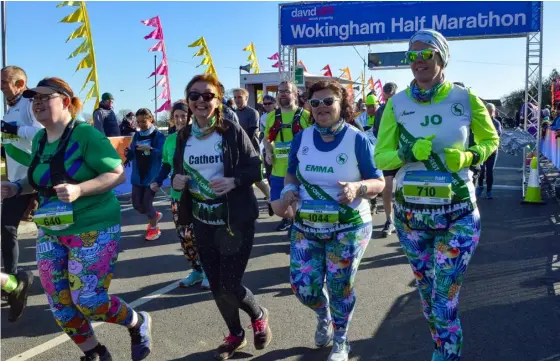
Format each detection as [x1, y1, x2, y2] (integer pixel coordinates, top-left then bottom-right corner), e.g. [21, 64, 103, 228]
[521, 156, 545, 204]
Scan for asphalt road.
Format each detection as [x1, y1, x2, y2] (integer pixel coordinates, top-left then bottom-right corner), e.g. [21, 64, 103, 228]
[2, 151, 559, 361]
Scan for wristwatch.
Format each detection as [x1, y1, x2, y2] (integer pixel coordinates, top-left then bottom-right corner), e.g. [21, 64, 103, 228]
[358, 183, 367, 198]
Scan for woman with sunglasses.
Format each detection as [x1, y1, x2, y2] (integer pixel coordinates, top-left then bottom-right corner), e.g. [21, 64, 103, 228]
[124, 108, 166, 242]
[374, 30, 499, 361]
[282, 80, 385, 361]
[150, 99, 209, 289]
[172, 74, 272, 360]
[0, 77, 152, 361]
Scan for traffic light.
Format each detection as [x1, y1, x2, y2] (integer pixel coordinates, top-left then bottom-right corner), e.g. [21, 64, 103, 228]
[368, 51, 408, 70]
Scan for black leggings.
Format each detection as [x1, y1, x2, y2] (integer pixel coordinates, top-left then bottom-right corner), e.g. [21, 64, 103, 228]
[132, 185, 156, 219]
[193, 220, 262, 335]
[1, 193, 32, 274]
[478, 151, 498, 192]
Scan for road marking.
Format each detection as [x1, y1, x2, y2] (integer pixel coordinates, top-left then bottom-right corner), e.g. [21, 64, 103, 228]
[492, 184, 522, 190]
[6, 280, 181, 361]
[120, 199, 169, 212]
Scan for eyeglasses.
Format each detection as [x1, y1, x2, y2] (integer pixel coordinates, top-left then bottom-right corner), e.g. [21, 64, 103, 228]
[263, 102, 274, 106]
[187, 91, 216, 102]
[278, 90, 292, 94]
[33, 94, 61, 103]
[405, 49, 438, 63]
[309, 97, 338, 108]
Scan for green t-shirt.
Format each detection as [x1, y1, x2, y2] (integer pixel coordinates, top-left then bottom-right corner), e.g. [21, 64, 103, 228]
[162, 132, 182, 200]
[31, 124, 122, 236]
[264, 108, 311, 177]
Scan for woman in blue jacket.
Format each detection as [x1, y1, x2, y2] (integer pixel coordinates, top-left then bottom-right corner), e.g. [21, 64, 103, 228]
[124, 108, 166, 241]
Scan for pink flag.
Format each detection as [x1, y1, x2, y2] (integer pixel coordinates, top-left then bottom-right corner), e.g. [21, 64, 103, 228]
[148, 41, 164, 52]
[268, 52, 279, 60]
[157, 87, 170, 100]
[150, 76, 167, 89]
[144, 27, 163, 40]
[156, 99, 171, 113]
[149, 60, 168, 77]
[374, 80, 384, 102]
[271, 61, 280, 68]
[141, 16, 160, 27]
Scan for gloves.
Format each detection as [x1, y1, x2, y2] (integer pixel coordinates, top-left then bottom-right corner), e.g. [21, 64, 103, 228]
[412, 135, 435, 161]
[1, 121, 18, 135]
[444, 148, 473, 173]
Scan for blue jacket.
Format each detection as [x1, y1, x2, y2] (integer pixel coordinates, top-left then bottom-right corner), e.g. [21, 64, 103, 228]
[126, 129, 166, 186]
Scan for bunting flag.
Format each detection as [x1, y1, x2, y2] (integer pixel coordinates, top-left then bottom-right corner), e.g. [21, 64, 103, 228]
[297, 60, 307, 72]
[58, 1, 100, 110]
[142, 15, 171, 113]
[321, 65, 333, 77]
[339, 67, 351, 80]
[374, 79, 384, 102]
[242, 42, 260, 74]
[267, 52, 279, 60]
[189, 36, 217, 77]
[367, 76, 375, 90]
[361, 72, 366, 102]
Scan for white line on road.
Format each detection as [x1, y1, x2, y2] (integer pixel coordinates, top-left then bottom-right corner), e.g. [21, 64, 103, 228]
[6, 280, 181, 361]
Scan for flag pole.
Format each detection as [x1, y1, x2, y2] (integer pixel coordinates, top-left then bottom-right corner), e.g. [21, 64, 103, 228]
[154, 54, 157, 117]
[1, 1, 7, 115]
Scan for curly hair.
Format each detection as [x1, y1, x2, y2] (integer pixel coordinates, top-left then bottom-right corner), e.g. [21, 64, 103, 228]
[307, 80, 354, 123]
[184, 74, 226, 133]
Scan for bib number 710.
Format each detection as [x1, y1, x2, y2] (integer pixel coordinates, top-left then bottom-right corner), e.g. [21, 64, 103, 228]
[417, 186, 436, 197]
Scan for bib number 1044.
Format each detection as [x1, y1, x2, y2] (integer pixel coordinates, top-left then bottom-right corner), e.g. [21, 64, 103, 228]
[306, 213, 333, 223]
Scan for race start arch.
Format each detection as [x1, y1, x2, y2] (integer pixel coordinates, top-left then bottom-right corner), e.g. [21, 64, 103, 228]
[278, 1, 544, 197]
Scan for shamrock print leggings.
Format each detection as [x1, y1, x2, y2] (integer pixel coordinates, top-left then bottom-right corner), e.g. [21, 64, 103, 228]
[36, 225, 134, 348]
[171, 199, 201, 271]
[394, 207, 481, 361]
[289, 223, 372, 344]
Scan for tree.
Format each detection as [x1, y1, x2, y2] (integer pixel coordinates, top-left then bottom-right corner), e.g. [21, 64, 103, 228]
[502, 68, 559, 116]
[157, 113, 170, 128]
[117, 109, 133, 122]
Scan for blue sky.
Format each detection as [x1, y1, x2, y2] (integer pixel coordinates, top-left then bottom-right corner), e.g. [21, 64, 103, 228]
[3, 1, 559, 117]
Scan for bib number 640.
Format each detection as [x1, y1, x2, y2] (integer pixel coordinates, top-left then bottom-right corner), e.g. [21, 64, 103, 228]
[42, 216, 62, 226]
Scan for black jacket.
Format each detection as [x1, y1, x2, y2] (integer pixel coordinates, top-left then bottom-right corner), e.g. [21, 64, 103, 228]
[172, 118, 262, 226]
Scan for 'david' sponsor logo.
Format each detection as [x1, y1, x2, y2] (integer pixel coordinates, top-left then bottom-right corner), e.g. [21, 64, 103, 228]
[291, 6, 334, 19]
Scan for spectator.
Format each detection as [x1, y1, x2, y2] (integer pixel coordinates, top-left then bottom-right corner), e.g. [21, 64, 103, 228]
[93, 92, 120, 137]
[119, 111, 136, 136]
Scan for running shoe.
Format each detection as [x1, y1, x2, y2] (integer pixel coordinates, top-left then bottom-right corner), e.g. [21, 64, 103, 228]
[200, 272, 210, 290]
[381, 221, 395, 237]
[276, 218, 292, 232]
[8, 270, 34, 322]
[145, 226, 161, 241]
[80, 345, 112, 361]
[328, 341, 351, 361]
[179, 269, 204, 288]
[475, 186, 484, 198]
[251, 307, 272, 350]
[214, 334, 247, 360]
[486, 191, 493, 199]
[155, 211, 163, 224]
[315, 317, 333, 347]
[129, 311, 152, 361]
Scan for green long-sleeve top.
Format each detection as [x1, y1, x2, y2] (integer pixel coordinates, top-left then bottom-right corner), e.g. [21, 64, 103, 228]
[374, 81, 500, 206]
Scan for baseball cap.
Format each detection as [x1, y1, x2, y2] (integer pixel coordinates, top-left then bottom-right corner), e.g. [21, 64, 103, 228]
[365, 94, 378, 105]
[102, 92, 114, 101]
[23, 78, 72, 99]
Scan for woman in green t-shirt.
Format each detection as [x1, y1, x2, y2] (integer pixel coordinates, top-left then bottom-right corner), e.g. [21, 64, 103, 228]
[151, 99, 209, 289]
[0, 77, 153, 361]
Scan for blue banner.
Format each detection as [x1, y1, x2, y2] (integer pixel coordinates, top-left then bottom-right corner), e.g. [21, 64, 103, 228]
[280, 1, 542, 47]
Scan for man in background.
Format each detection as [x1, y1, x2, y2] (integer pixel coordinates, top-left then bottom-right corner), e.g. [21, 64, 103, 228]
[93, 92, 120, 137]
[0, 66, 43, 287]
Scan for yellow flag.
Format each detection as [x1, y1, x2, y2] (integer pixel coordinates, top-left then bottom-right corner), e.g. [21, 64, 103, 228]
[84, 84, 96, 102]
[56, 1, 81, 7]
[204, 64, 217, 75]
[66, 23, 87, 42]
[68, 40, 89, 59]
[75, 53, 93, 71]
[247, 53, 256, 62]
[242, 43, 254, 52]
[188, 37, 205, 48]
[193, 47, 208, 57]
[60, 8, 85, 23]
[199, 56, 211, 66]
[80, 68, 95, 91]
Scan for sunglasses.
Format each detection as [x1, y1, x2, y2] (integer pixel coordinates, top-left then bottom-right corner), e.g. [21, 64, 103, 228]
[187, 91, 216, 102]
[263, 102, 274, 106]
[405, 49, 439, 63]
[309, 97, 338, 108]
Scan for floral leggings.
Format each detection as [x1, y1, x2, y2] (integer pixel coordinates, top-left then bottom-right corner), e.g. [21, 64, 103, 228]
[289, 223, 372, 344]
[394, 207, 481, 361]
[171, 199, 201, 271]
[36, 225, 134, 347]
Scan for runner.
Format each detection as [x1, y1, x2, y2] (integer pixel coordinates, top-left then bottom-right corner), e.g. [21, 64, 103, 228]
[151, 99, 209, 289]
[124, 108, 166, 241]
[172, 74, 272, 360]
[0, 77, 152, 361]
[0, 270, 34, 322]
[259, 95, 276, 184]
[476, 103, 503, 199]
[282, 80, 385, 361]
[374, 30, 499, 361]
[0, 66, 43, 284]
[263, 81, 311, 231]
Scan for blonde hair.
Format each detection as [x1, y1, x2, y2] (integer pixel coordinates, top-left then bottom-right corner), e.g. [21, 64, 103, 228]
[233, 88, 249, 97]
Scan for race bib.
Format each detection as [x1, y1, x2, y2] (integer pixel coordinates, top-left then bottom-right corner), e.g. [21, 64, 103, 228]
[34, 201, 74, 230]
[402, 171, 452, 205]
[298, 200, 339, 228]
[274, 141, 291, 159]
[1, 133, 21, 144]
